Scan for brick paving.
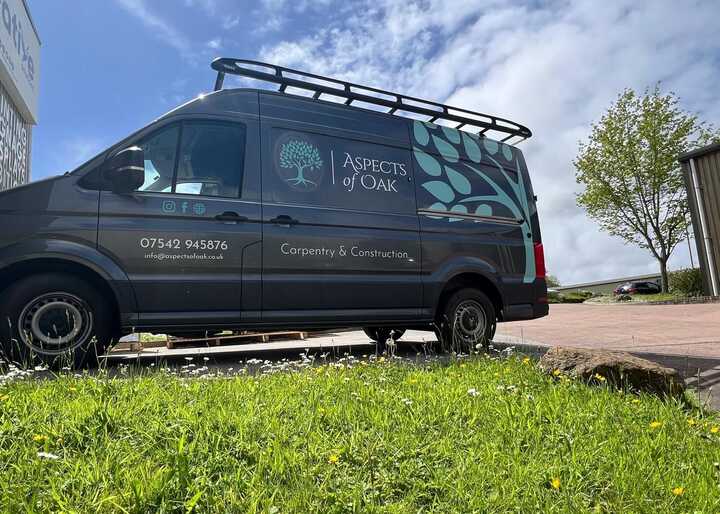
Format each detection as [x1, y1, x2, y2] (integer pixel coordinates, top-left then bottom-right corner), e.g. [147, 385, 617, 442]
[495, 303, 720, 358]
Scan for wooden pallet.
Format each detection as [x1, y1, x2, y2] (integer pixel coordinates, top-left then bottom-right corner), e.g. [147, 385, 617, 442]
[166, 331, 307, 349]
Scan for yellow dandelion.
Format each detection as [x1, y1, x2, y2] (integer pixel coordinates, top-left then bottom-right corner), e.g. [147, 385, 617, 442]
[687, 418, 696, 426]
[672, 486, 685, 496]
[0, 394, 9, 401]
[408, 378, 418, 385]
[318, 407, 326, 415]
[522, 357, 530, 365]
[328, 453, 340, 464]
[711, 426, 719, 434]
[33, 435, 48, 443]
[631, 398, 641, 404]
[594, 373, 606, 382]
[69, 387, 77, 392]
[550, 477, 561, 490]
[552, 370, 561, 377]
[649, 421, 662, 430]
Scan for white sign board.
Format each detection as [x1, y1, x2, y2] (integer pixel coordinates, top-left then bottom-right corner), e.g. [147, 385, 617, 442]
[0, 0, 39, 124]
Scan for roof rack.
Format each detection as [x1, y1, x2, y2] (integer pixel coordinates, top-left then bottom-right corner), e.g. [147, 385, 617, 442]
[211, 58, 532, 144]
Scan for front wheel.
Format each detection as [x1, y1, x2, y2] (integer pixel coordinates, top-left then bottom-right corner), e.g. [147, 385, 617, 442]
[0, 274, 114, 369]
[436, 288, 496, 354]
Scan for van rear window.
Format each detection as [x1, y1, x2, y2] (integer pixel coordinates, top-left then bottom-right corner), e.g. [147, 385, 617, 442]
[265, 129, 416, 215]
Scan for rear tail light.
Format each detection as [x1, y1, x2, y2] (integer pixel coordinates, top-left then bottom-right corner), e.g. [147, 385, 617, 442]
[534, 242, 546, 279]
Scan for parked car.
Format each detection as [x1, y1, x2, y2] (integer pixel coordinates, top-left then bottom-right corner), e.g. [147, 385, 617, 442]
[613, 281, 661, 295]
[0, 58, 548, 368]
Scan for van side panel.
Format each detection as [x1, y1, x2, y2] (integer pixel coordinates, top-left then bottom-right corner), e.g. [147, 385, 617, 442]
[259, 93, 422, 323]
[410, 120, 546, 319]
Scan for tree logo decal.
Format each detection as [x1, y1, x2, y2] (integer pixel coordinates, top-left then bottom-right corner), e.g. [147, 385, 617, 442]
[276, 136, 324, 192]
[412, 121, 537, 284]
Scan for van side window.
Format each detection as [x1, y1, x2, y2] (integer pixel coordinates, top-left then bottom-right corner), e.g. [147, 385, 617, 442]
[266, 129, 415, 214]
[175, 122, 246, 198]
[137, 125, 180, 193]
[132, 121, 246, 198]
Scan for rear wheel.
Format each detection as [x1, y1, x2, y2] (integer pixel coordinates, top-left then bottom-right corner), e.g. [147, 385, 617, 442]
[363, 327, 405, 354]
[0, 274, 114, 369]
[436, 288, 496, 354]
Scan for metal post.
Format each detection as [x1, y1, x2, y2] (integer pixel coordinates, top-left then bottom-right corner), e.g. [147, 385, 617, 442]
[690, 158, 719, 296]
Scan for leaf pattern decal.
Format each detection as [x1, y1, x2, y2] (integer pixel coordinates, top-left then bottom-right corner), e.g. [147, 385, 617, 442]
[411, 119, 536, 283]
[501, 143, 513, 161]
[462, 133, 482, 163]
[441, 125, 462, 144]
[428, 201, 447, 219]
[475, 204, 493, 216]
[483, 138, 499, 155]
[432, 135, 459, 162]
[448, 203, 468, 222]
[445, 165, 471, 194]
[413, 148, 442, 176]
[413, 122, 430, 146]
[422, 181, 455, 203]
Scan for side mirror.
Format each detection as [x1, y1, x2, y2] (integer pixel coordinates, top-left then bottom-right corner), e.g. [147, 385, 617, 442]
[104, 146, 145, 194]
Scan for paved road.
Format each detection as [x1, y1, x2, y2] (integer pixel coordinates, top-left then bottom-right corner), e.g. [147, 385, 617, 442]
[495, 303, 720, 358]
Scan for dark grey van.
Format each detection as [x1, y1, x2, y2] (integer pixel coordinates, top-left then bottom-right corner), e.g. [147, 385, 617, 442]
[0, 59, 548, 368]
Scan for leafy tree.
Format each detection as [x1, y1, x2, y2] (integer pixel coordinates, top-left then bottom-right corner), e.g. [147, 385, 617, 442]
[280, 140, 323, 187]
[574, 86, 718, 292]
[545, 274, 561, 288]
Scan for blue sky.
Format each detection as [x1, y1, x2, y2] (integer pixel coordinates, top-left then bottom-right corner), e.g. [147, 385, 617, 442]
[26, 0, 720, 284]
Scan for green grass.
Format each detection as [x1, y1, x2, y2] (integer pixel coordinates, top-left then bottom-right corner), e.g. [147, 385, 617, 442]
[1, 356, 719, 513]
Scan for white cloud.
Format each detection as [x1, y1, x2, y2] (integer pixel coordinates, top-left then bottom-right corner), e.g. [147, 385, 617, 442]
[114, 0, 191, 55]
[184, 0, 218, 16]
[255, 0, 337, 32]
[206, 38, 222, 50]
[222, 15, 240, 30]
[257, 0, 720, 284]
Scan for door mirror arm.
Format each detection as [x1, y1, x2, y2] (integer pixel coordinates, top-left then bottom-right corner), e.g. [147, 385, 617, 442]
[104, 146, 145, 194]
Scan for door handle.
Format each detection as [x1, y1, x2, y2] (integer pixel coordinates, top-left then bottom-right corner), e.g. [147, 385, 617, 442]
[215, 211, 247, 222]
[270, 214, 298, 226]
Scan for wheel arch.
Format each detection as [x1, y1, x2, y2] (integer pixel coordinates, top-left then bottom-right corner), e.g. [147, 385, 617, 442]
[435, 271, 504, 322]
[0, 240, 137, 336]
[0, 258, 124, 337]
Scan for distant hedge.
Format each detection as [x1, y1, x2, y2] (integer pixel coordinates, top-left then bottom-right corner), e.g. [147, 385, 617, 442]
[668, 268, 704, 297]
[547, 290, 593, 304]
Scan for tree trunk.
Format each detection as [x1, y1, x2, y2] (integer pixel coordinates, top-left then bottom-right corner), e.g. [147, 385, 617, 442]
[659, 258, 669, 293]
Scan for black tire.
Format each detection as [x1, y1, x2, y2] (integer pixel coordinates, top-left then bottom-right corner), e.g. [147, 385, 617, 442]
[363, 327, 406, 354]
[436, 288, 496, 354]
[0, 274, 114, 369]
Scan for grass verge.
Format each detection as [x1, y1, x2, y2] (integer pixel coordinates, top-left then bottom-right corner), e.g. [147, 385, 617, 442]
[1, 356, 719, 512]
[585, 293, 682, 304]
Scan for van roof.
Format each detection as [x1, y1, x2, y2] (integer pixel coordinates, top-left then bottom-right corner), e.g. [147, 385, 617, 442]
[210, 58, 532, 146]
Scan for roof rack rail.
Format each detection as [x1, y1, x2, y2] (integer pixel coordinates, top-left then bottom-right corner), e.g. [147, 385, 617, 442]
[211, 58, 532, 144]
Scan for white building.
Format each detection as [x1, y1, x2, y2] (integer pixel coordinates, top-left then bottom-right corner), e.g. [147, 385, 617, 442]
[0, 0, 39, 191]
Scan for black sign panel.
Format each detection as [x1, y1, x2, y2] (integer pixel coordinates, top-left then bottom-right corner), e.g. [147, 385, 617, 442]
[267, 129, 416, 214]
